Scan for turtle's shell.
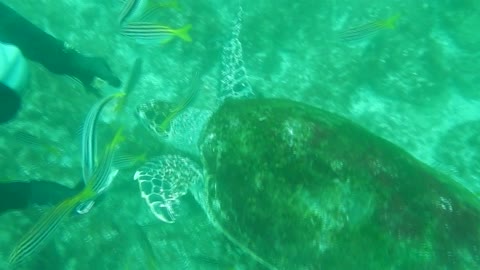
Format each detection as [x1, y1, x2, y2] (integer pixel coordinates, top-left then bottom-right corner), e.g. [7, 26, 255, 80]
[199, 98, 480, 269]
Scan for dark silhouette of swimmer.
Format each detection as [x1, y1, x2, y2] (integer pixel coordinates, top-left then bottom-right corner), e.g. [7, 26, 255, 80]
[0, 2, 121, 89]
[0, 82, 21, 124]
[0, 2, 118, 211]
[0, 180, 84, 215]
[0, 2, 122, 124]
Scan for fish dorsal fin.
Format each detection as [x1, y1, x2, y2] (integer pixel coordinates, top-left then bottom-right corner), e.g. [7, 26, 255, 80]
[172, 24, 192, 42]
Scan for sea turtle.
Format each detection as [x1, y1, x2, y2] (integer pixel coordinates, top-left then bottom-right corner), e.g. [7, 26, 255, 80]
[134, 94, 480, 269]
[132, 9, 480, 270]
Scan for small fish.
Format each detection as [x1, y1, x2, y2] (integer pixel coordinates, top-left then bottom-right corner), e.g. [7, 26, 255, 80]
[137, 81, 199, 137]
[87, 128, 124, 195]
[338, 13, 400, 42]
[8, 179, 95, 267]
[121, 23, 192, 44]
[119, 0, 179, 24]
[8, 129, 124, 267]
[113, 152, 147, 169]
[114, 58, 143, 113]
[76, 128, 124, 214]
[14, 131, 63, 156]
[81, 92, 125, 186]
[158, 85, 198, 134]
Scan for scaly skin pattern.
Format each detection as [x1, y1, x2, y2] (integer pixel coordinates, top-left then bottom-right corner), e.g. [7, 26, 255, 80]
[199, 98, 480, 270]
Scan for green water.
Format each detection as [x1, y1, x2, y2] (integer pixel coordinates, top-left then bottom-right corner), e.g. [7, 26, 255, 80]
[0, 0, 479, 269]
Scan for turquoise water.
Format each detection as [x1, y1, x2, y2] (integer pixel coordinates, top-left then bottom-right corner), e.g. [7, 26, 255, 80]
[0, 0, 479, 269]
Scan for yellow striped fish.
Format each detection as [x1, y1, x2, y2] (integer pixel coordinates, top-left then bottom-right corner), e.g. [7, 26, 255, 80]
[136, 74, 201, 138]
[113, 152, 148, 169]
[338, 13, 400, 42]
[81, 92, 125, 187]
[121, 23, 192, 44]
[85, 129, 124, 196]
[8, 186, 95, 267]
[157, 85, 198, 135]
[76, 128, 125, 214]
[14, 131, 63, 156]
[8, 129, 124, 267]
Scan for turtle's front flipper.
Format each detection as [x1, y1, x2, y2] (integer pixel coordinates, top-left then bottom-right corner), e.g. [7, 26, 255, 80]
[133, 155, 202, 223]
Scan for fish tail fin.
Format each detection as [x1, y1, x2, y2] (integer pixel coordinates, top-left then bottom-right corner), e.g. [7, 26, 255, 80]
[113, 98, 125, 113]
[138, 152, 148, 162]
[131, 152, 148, 165]
[380, 13, 401, 29]
[112, 92, 127, 112]
[111, 128, 126, 147]
[113, 91, 127, 99]
[113, 95, 126, 112]
[174, 24, 192, 42]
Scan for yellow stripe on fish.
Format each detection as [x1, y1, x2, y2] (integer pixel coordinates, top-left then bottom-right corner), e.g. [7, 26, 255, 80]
[157, 82, 199, 136]
[121, 23, 192, 44]
[338, 13, 400, 42]
[135, 73, 201, 138]
[14, 131, 63, 156]
[76, 128, 124, 214]
[114, 152, 148, 169]
[81, 92, 125, 186]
